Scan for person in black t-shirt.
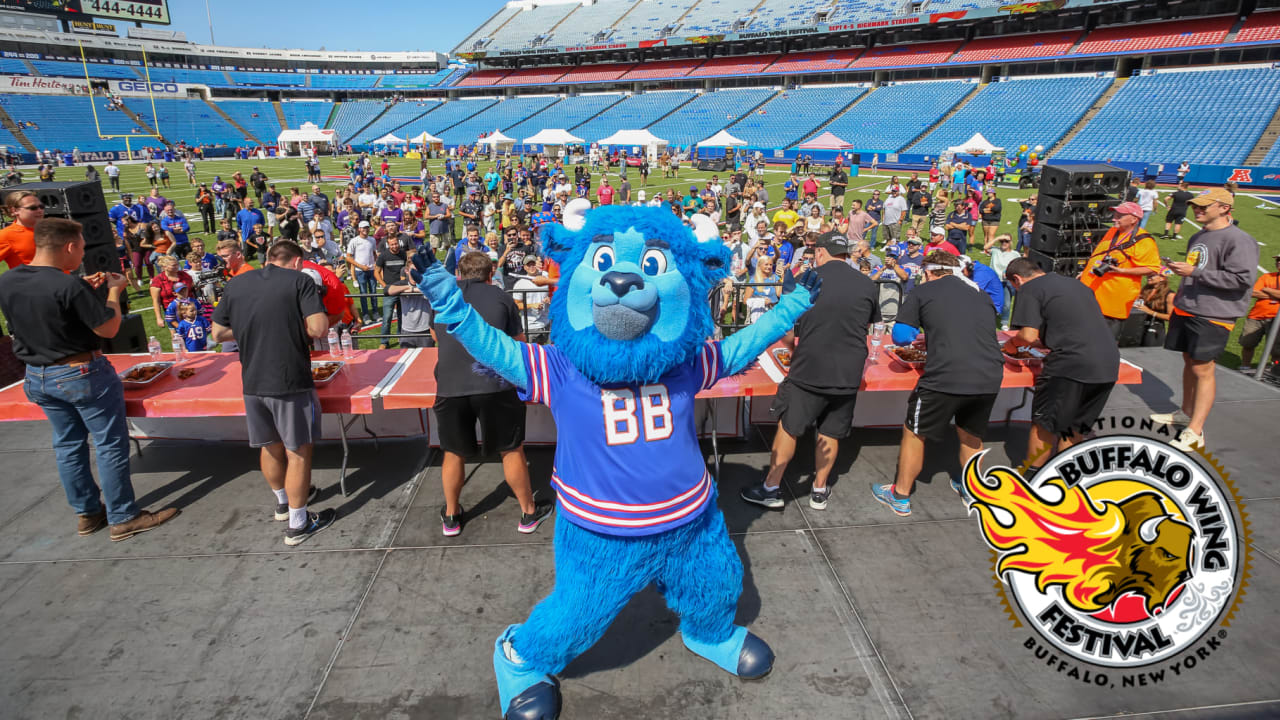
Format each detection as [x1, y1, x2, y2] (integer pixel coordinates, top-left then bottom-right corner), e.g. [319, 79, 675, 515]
[430, 251, 552, 537]
[1162, 180, 1195, 239]
[1004, 258, 1119, 470]
[211, 241, 334, 547]
[497, 225, 536, 290]
[0, 217, 177, 541]
[828, 167, 848, 212]
[871, 252, 1003, 517]
[741, 231, 880, 512]
[375, 233, 412, 348]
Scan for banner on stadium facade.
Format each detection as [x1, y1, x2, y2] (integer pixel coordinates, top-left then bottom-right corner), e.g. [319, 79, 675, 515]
[0, 74, 203, 97]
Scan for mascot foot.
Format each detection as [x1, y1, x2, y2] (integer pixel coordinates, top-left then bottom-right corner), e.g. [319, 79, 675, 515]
[494, 625, 562, 720]
[682, 626, 775, 681]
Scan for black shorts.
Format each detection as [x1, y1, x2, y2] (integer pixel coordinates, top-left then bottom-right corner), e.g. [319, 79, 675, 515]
[832, 188, 845, 197]
[770, 379, 858, 440]
[904, 387, 997, 441]
[434, 390, 526, 457]
[1032, 376, 1115, 436]
[1164, 313, 1230, 362]
[1165, 212, 1186, 224]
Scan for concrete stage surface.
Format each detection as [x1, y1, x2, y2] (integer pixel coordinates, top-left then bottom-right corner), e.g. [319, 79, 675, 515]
[1, 348, 1278, 720]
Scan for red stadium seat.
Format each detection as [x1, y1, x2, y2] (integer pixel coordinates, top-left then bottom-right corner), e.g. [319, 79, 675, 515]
[456, 69, 511, 87]
[494, 67, 571, 86]
[762, 49, 862, 74]
[1075, 16, 1233, 55]
[618, 59, 702, 80]
[560, 63, 637, 83]
[950, 32, 1082, 64]
[850, 40, 963, 69]
[1233, 11, 1280, 44]
[687, 54, 779, 77]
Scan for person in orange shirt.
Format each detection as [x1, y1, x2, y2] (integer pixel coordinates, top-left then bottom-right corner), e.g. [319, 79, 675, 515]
[0, 191, 44, 270]
[1078, 201, 1161, 339]
[1239, 253, 1280, 372]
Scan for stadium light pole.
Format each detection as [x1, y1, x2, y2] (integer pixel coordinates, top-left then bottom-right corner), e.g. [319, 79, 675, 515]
[205, 0, 216, 45]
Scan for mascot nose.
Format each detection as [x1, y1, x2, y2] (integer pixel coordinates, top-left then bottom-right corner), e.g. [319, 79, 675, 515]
[600, 271, 645, 298]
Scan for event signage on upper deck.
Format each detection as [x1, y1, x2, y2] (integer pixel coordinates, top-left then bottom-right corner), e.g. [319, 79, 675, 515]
[0, 73, 201, 96]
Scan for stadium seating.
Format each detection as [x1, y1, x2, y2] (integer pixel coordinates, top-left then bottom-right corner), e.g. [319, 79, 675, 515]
[127, 98, 249, 146]
[950, 32, 1082, 64]
[217, 100, 283, 143]
[357, 100, 448, 143]
[851, 41, 963, 69]
[736, 0, 829, 32]
[29, 59, 140, 80]
[308, 74, 380, 89]
[1232, 11, 1280, 45]
[0, 94, 146, 151]
[1074, 17, 1234, 55]
[395, 98, 500, 140]
[455, 4, 523, 51]
[227, 70, 306, 87]
[542, 1, 635, 46]
[763, 49, 861, 75]
[688, 55, 780, 78]
[647, 88, 775, 146]
[572, 90, 696, 142]
[141, 67, 230, 85]
[805, 80, 974, 153]
[378, 69, 456, 89]
[502, 93, 625, 142]
[1056, 67, 1280, 165]
[680, 0, 764, 35]
[495, 67, 572, 86]
[909, 75, 1111, 155]
[456, 69, 511, 88]
[560, 64, 637, 83]
[617, 59, 702, 81]
[279, 100, 334, 129]
[486, 2, 581, 48]
[727, 85, 866, 148]
[437, 95, 561, 145]
[607, 0, 699, 43]
[329, 101, 388, 144]
[0, 57, 30, 74]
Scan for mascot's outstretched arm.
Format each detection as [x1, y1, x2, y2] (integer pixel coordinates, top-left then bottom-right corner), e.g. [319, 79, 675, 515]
[410, 251, 527, 391]
[718, 268, 820, 375]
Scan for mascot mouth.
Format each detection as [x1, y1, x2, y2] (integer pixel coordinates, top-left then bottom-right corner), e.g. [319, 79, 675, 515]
[592, 303, 657, 341]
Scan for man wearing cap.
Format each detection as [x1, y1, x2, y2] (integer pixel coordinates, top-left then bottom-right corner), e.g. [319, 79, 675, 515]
[1079, 201, 1161, 339]
[1154, 187, 1259, 451]
[345, 221, 380, 323]
[249, 167, 268, 204]
[865, 190, 885, 247]
[925, 226, 960, 256]
[742, 231, 880, 511]
[744, 203, 770, 241]
[596, 177, 615, 207]
[881, 187, 909, 247]
[829, 164, 848, 212]
[445, 225, 491, 278]
[108, 193, 149, 240]
[1239, 253, 1280, 373]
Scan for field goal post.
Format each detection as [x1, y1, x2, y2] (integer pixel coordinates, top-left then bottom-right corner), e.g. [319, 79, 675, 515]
[79, 40, 163, 161]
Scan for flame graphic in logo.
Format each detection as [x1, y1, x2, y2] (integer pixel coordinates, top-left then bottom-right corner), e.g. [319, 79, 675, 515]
[965, 456, 1193, 616]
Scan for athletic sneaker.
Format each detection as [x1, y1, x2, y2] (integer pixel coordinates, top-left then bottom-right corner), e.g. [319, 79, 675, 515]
[441, 505, 464, 537]
[518, 500, 554, 534]
[283, 508, 336, 547]
[950, 476, 966, 499]
[274, 485, 320, 521]
[871, 483, 911, 517]
[1150, 409, 1192, 427]
[740, 482, 785, 509]
[1238, 365, 1256, 374]
[808, 488, 829, 510]
[1171, 428, 1205, 452]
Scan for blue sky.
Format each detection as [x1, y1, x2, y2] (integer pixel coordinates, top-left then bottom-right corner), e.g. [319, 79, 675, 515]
[156, 0, 508, 53]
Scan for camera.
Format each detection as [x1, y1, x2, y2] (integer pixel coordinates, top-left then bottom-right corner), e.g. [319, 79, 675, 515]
[1091, 258, 1116, 277]
[194, 268, 227, 303]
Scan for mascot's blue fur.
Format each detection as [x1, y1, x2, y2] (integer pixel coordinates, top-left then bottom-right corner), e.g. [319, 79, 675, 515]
[412, 198, 819, 719]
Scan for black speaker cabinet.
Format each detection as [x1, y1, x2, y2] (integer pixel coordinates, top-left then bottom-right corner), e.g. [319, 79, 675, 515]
[696, 158, 727, 172]
[102, 313, 147, 354]
[1028, 223, 1102, 255]
[1038, 164, 1128, 199]
[1035, 196, 1121, 226]
[850, 153, 861, 165]
[1, 180, 108, 216]
[76, 214, 114, 249]
[1028, 249, 1089, 277]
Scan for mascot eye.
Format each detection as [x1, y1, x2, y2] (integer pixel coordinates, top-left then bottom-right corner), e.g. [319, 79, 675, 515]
[593, 245, 615, 272]
[641, 249, 668, 276]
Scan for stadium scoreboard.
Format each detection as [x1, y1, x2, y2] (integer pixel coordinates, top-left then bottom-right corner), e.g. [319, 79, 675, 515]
[0, 0, 170, 25]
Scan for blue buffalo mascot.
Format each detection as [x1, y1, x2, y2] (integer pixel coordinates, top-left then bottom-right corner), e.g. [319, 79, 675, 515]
[411, 198, 820, 719]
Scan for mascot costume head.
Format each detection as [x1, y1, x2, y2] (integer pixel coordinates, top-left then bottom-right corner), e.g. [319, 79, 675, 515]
[412, 197, 818, 719]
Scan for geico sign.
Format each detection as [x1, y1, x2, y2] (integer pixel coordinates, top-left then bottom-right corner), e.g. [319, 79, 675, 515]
[116, 81, 180, 93]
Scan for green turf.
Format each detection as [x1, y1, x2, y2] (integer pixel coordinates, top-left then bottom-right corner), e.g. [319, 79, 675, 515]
[10, 154, 1280, 364]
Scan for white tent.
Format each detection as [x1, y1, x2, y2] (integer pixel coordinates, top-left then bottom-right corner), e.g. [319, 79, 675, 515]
[371, 133, 406, 145]
[595, 129, 668, 162]
[477, 129, 515, 147]
[697, 129, 747, 147]
[522, 128, 583, 146]
[947, 132, 1003, 156]
[409, 130, 442, 144]
[276, 122, 338, 156]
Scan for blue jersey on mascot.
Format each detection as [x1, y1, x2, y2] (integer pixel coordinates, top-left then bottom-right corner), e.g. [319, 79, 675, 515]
[412, 198, 820, 719]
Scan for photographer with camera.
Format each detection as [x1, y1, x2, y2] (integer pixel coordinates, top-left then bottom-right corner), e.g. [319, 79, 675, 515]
[1079, 201, 1161, 340]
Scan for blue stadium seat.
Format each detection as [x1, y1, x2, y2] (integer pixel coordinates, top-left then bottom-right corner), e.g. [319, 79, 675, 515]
[646, 88, 775, 146]
[804, 80, 974, 153]
[0, 94, 148, 152]
[357, 101, 449, 143]
[127, 98, 250, 147]
[572, 91, 697, 143]
[329, 101, 389, 145]
[140, 67, 230, 85]
[226, 71, 305, 87]
[216, 100, 283, 143]
[280, 101, 334, 129]
[437, 96, 561, 146]
[29, 60, 140, 80]
[728, 86, 867, 148]
[377, 69, 456, 89]
[503, 94, 625, 144]
[308, 74, 380, 89]
[395, 98, 499, 141]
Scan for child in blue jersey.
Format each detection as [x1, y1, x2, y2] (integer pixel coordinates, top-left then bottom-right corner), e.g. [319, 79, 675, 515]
[413, 200, 821, 719]
[163, 283, 207, 331]
[175, 301, 210, 352]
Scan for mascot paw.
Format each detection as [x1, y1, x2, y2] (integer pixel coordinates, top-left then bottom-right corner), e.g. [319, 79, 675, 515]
[411, 251, 468, 325]
[781, 268, 822, 303]
[682, 626, 775, 680]
[495, 625, 561, 719]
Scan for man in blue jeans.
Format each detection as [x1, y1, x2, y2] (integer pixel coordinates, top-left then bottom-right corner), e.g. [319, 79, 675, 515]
[344, 221, 380, 323]
[0, 217, 178, 541]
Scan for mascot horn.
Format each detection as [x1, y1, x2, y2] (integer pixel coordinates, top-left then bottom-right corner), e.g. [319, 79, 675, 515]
[412, 197, 820, 719]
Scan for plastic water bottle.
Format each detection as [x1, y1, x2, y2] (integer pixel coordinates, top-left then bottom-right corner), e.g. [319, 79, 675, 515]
[327, 328, 339, 356]
[147, 335, 162, 361]
[170, 331, 185, 362]
[339, 329, 353, 357]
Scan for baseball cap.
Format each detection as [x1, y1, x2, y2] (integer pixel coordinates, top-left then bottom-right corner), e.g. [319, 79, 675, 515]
[173, 283, 188, 292]
[907, 237, 923, 245]
[1189, 187, 1235, 207]
[815, 230, 851, 256]
[690, 186, 698, 192]
[523, 255, 539, 266]
[358, 220, 370, 228]
[1111, 201, 1144, 219]
[930, 225, 946, 236]
[753, 201, 764, 209]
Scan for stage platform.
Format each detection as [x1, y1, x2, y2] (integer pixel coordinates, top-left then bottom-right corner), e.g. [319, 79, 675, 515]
[1, 347, 1278, 720]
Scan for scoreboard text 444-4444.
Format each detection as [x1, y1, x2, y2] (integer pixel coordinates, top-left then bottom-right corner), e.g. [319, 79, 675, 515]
[81, 0, 170, 24]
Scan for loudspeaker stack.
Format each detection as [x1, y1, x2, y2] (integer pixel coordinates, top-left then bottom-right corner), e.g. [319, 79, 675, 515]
[1027, 164, 1129, 277]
